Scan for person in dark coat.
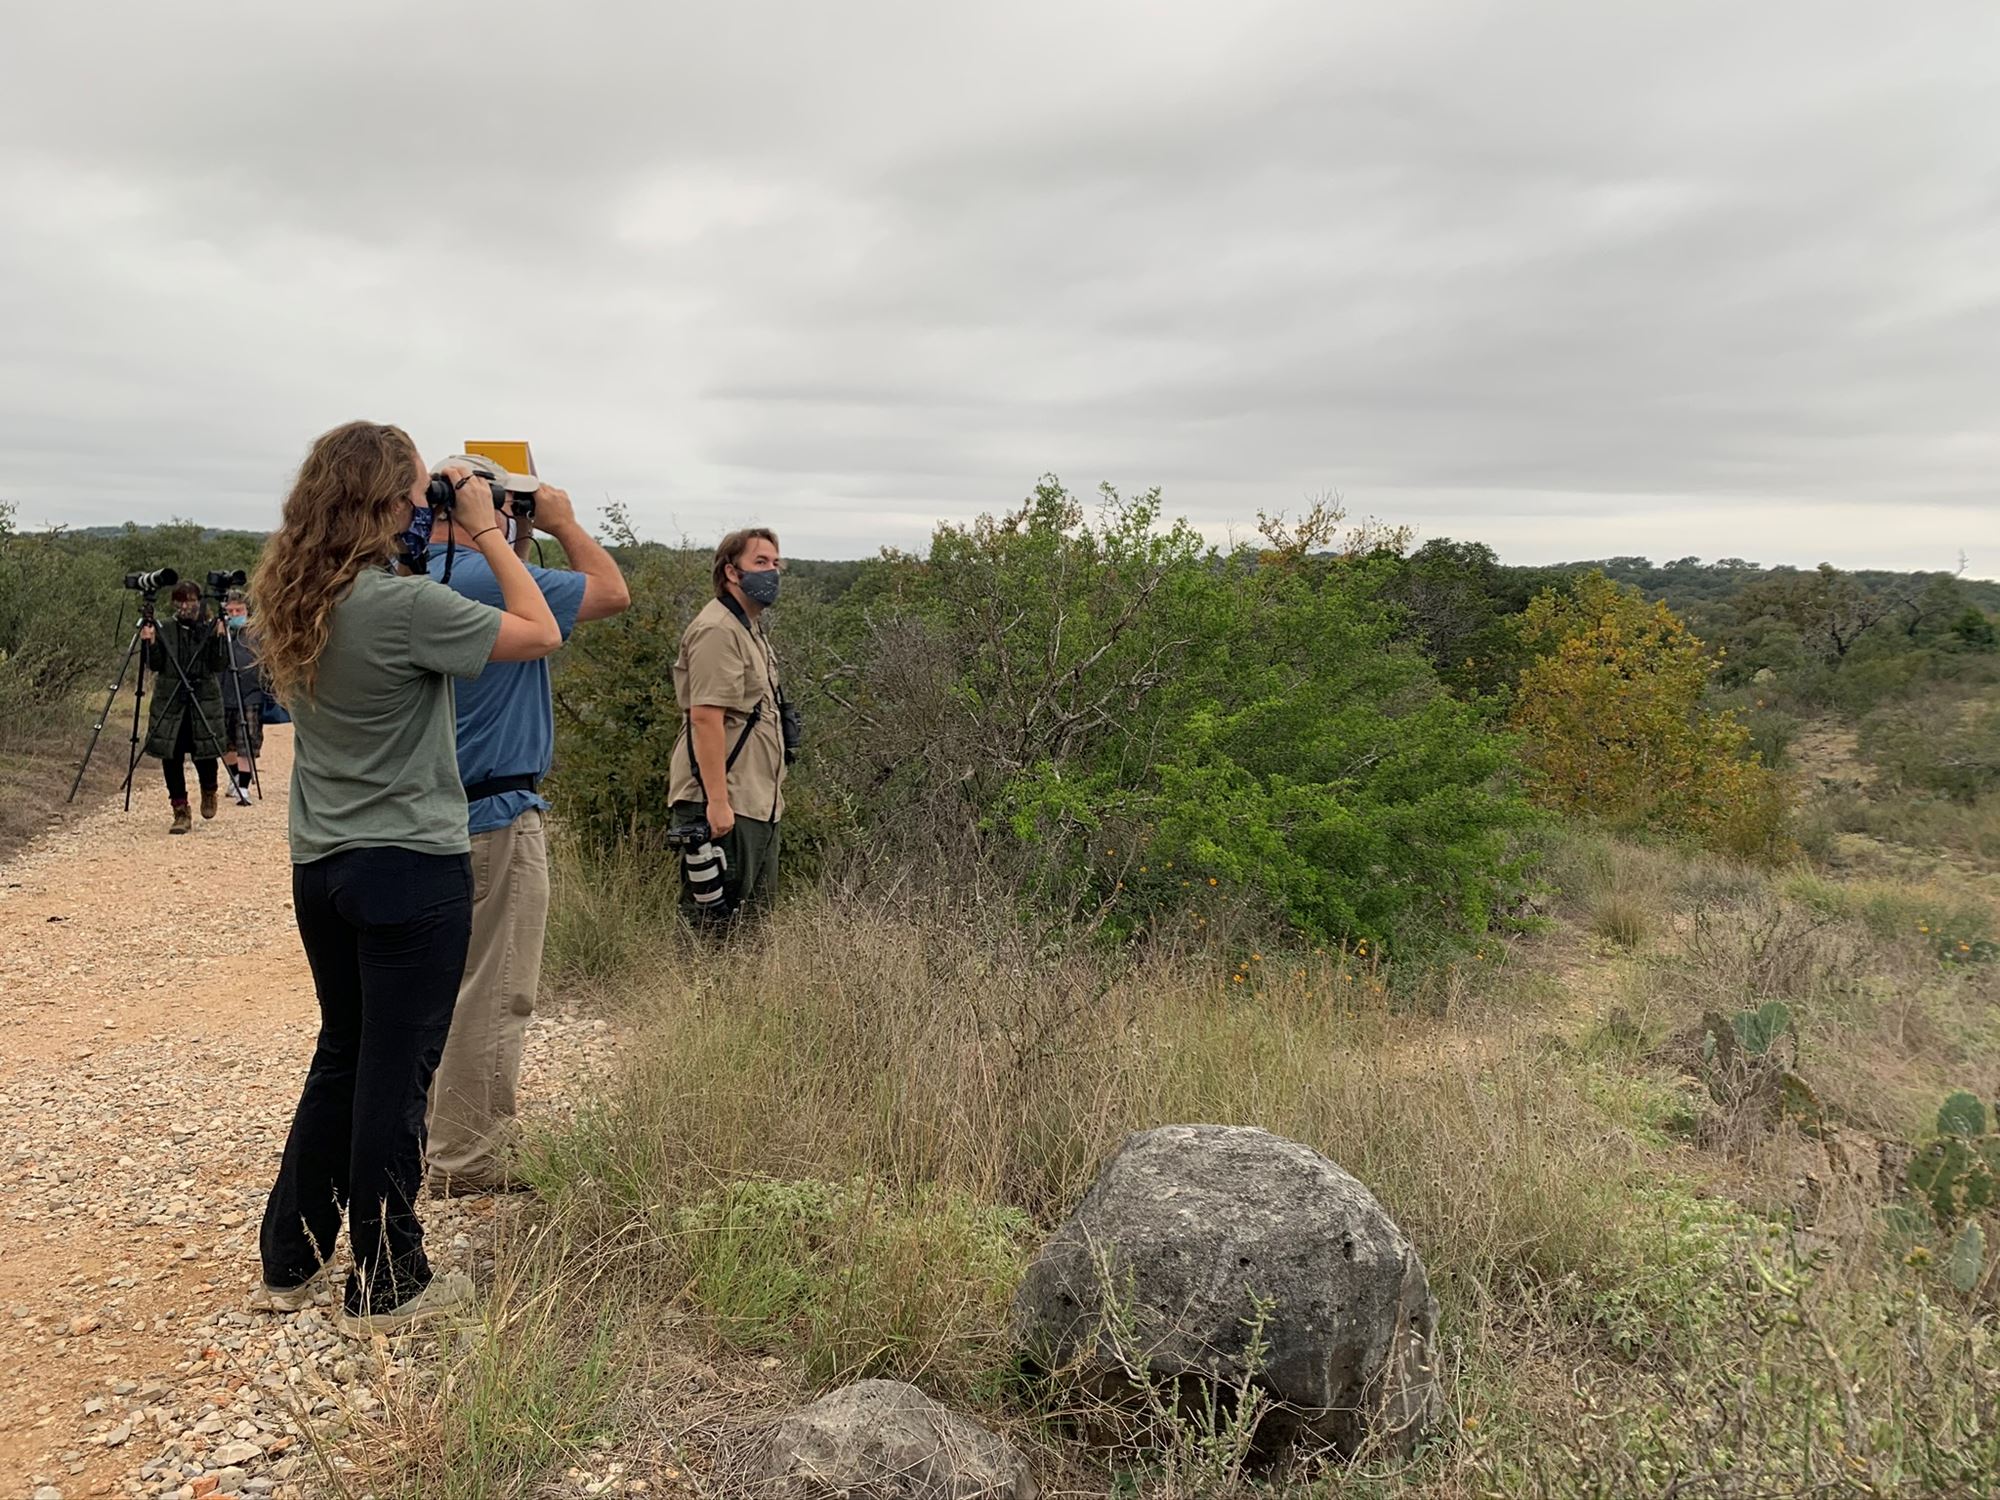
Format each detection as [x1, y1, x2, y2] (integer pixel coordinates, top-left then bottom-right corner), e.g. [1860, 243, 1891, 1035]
[142, 579, 229, 833]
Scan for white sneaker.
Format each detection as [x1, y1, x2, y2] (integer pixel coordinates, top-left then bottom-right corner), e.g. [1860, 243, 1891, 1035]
[337, 1269, 475, 1337]
[231, 784, 253, 806]
[248, 1261, 334, 1312]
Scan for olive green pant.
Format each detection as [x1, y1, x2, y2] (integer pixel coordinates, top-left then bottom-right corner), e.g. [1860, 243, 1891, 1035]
[672, 801, 781, 924]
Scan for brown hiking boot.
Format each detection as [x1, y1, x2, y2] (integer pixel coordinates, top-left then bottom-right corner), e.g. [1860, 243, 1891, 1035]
[170, 802, 192, 835]
[200, 787, 219, 820]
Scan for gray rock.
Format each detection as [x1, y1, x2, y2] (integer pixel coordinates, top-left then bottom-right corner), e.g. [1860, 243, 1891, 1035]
[1011, 1124, 1439, 1459]
[752, 1379, 1035, 1499]
[210, 1440, 262, 1465]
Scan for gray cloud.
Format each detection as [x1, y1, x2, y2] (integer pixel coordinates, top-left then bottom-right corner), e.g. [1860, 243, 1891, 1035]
[1, 0, 1995, 572]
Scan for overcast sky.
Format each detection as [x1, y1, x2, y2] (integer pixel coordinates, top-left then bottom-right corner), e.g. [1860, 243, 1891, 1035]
[2, 1, 1994, 572]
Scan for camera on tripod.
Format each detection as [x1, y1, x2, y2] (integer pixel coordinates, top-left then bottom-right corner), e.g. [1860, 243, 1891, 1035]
[206, 568, 247, 599]
[123, 566, 178, 596]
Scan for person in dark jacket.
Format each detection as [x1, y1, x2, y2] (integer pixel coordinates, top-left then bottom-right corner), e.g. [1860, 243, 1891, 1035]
[220, 589, 266, 805]
[142, 579, 229, 834]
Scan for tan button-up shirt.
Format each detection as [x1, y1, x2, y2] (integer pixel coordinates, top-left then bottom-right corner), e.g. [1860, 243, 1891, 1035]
[668, 597, 786, 821]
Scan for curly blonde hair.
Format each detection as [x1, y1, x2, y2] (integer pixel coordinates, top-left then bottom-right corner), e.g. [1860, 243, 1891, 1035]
[252, 421, 421, 704]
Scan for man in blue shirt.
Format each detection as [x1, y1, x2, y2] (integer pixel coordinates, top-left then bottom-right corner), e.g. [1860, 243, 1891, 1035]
[422, 457, 631, 1193]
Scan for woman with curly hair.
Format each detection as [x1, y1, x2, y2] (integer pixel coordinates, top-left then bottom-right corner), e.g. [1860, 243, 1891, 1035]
[250, 420, 560, 1334]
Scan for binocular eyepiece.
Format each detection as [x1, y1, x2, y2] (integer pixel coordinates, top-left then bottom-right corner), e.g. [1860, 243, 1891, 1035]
[122, 566, 178, 594]
[425, 471, 536, 520]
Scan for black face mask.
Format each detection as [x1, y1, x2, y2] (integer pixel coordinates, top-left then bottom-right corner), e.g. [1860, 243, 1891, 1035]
[738, 567, 781, 607]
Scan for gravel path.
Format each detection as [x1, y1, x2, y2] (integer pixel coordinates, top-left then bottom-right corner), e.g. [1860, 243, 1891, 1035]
[1, 728, 617, 1499]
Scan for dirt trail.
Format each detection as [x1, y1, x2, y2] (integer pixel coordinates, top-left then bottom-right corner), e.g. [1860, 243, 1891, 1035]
[0, 729, 613, 1499]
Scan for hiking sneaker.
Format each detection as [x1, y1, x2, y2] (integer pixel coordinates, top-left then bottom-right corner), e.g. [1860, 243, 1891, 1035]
[200, 787, 219, 819]
[427, 1167, 533, 1200]
[170, 803, 192, 835]
[248, 1262, 335, 1313]
[231, 782, 253, 807]
[337, 1269, 476, 1337]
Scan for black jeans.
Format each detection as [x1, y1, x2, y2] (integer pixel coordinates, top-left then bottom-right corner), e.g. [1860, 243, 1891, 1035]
[261, 846, 473, 1314]
[161, 718, 218, 804]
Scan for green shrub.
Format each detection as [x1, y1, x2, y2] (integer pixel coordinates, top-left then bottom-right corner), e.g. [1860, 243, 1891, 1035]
[556, 482, 1535, 952]
[1860, 692, 2000, 802]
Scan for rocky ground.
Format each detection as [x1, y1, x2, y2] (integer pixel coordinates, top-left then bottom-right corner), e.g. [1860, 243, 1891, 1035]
[1, 729, 618, 1499]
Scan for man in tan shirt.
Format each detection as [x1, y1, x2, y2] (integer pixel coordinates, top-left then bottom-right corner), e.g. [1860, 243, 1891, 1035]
[668, 527, 790, 921]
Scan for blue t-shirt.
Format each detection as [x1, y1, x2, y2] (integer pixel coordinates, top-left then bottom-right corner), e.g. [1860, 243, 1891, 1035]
[423, 548, 587, 835]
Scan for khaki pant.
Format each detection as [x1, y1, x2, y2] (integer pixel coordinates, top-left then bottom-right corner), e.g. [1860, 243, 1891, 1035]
[425, 809, 549, 1184]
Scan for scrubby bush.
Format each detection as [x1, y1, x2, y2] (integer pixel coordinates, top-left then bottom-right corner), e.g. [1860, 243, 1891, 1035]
[813, 481, 1533, 950]
[1511, 573, 1791, 859]
[0, 507, 267, 750]
[553, 482, 1534, 952]
[1859, 691, 2000, 801]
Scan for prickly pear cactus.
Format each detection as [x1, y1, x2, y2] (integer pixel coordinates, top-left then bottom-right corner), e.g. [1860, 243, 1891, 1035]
[1731, 1001, 1792, 1059]
[1937, 1091, 1988, 1139]
[1949, 1221, 1987, 1295]
[1904, 1120, 2000, 1224]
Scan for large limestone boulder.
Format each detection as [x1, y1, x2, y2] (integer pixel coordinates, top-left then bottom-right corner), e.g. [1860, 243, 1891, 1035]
[1012, 1124, 1439, 1459]
[751, 1378, 1037, 1499]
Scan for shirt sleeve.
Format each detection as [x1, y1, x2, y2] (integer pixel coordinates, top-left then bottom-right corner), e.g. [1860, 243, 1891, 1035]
[528, 565, 590, 642]
[682, 618, 756, 711]
[408, 580, 504, 680]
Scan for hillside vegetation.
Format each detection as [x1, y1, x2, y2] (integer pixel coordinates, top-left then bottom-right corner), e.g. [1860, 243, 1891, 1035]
[8, 489, 2000, 1494]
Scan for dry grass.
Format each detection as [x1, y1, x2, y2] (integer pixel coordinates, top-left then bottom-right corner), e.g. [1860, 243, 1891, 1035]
[353, 817, 2000, 1499]
[0, 701, 126, 863]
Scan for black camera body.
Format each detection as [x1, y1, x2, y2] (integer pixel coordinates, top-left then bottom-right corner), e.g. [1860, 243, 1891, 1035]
[206, 568, 247, 597]
[779, 702, 802, 765]
[665, 815, 713, 852]
[123, 566, 177, 595]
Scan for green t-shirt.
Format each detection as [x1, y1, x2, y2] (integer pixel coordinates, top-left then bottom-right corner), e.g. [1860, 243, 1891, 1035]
[288, 567, 504, 863]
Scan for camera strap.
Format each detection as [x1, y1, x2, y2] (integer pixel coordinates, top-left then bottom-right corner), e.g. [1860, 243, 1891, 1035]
[717, 591, 787, 718]
[686, 703, 761, 803]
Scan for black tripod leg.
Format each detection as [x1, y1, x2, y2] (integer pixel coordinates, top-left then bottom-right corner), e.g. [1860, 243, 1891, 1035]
[226, 662, 263, 801]
[121, 647, 150, 813]
[68, 630, 142, 804]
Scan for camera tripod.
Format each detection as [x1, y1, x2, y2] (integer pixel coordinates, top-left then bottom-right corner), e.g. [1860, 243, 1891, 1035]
[217, 604, 264, 804]
[67, 598, 245, 811]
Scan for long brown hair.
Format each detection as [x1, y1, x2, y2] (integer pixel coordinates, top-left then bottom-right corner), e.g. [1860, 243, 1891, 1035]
[253, 421, 421, 704]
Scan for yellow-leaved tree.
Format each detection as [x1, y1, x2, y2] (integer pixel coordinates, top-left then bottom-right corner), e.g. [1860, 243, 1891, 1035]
[1511, 573, 1791, 858]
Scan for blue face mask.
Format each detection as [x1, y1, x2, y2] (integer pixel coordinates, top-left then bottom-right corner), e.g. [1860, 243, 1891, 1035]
[394, 503, 435, 572]
[226, 613, 248, 631]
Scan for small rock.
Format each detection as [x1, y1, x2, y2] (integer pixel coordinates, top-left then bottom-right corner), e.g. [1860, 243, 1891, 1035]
[752, 1380, 1035, 1499]
[209, 1442, 261, 1467]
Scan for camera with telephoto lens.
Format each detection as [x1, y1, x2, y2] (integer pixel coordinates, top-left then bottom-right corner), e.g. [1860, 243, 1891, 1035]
[664, 815, 712, 852]
[206, 568, 247, 597]
[123, 566, 178, 595]
[779, 702, 802, 765]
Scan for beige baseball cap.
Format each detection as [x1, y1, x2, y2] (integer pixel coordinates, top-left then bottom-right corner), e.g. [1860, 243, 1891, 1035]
[440, 453, 540, 495]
